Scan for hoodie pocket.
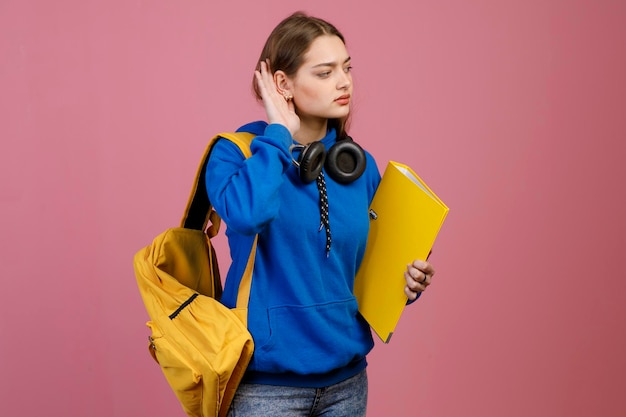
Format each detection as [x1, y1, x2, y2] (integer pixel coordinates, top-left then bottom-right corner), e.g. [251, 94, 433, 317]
[252, 298, 373, 375]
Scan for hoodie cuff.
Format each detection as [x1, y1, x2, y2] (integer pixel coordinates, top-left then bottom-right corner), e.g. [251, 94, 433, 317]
[263, 123, 292, 149]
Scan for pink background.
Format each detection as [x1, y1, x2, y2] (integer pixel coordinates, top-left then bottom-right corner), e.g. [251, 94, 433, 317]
[1, 1, 625, 416]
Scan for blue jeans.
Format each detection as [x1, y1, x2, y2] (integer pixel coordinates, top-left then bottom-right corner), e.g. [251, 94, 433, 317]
[227, 369, 368, 417]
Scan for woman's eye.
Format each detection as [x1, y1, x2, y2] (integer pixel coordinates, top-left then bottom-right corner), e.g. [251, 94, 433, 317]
[318, 71, 331, 78]
[344, 66, 353, 73]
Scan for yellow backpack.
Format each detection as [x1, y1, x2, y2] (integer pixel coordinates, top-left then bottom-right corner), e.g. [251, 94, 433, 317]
[133, 132, 256, 417]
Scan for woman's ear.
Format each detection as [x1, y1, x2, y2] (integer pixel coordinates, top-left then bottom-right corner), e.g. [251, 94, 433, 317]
[274, 70, 293, 99]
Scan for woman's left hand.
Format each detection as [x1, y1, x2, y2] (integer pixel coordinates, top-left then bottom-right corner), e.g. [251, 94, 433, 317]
[404, 259, 435, 301]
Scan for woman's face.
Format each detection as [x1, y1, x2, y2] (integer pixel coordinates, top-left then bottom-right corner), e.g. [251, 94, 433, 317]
[288, 35, 353, 125]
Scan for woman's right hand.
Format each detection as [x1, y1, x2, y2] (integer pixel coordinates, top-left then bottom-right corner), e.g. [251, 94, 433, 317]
[254, 60, 300, 137]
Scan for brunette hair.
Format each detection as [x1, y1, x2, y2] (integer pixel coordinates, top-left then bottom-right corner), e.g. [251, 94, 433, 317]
[252, 12, 351, 138]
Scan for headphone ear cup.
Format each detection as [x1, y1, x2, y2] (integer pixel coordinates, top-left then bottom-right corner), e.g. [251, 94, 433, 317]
[325, 139, 366, 184]
[298, 141, 326, 183]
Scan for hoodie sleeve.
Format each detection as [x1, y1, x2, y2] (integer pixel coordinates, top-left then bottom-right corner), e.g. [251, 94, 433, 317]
[205, 123, 293, 235]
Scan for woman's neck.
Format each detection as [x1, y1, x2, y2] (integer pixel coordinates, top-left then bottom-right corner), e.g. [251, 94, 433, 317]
[293, 117, 328, 145]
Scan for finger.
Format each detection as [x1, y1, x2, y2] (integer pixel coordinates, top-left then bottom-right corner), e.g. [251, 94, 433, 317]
[255, 62, 284, 118]
[405, 270, 427, 292]
[405, 285, 419, 301]
[404, 277, 425, 299]
[261, 60, 280, 95]
[254, 68, 270, 99]
[406, 263, 429, 286]
[256, 62, 274, 94]
[411, 259, 435, 277]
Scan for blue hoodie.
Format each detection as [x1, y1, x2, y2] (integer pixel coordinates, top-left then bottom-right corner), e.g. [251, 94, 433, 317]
[205, 121, 381, 388]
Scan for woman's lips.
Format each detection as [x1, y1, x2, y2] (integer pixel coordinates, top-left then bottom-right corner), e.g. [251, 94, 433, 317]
[335, 95, 350, 105]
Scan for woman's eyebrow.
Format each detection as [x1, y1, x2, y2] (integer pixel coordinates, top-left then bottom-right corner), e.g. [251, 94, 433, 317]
[312, 57, 352, 68]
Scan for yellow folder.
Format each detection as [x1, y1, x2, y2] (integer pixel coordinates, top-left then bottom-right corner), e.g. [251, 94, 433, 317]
[354, 161, 449, 343]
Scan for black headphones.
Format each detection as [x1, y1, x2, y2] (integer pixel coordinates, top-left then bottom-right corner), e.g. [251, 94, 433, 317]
[290, 136, 366, 184]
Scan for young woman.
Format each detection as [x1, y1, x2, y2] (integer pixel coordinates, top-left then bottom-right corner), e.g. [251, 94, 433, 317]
[205, 11, 435, 417]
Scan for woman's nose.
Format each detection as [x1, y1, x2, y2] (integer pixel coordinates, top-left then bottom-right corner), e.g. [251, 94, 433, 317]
[337, 72, 351, 89]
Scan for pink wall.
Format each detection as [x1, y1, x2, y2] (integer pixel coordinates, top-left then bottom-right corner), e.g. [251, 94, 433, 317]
[1, 1, 625, 416]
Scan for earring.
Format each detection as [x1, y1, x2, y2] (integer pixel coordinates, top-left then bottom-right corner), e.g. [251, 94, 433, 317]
[283, 93, 293, 102]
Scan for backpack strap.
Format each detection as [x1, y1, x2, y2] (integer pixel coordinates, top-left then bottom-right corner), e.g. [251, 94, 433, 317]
[180, 131, 257, 315]
[181, 132, 255, 232]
